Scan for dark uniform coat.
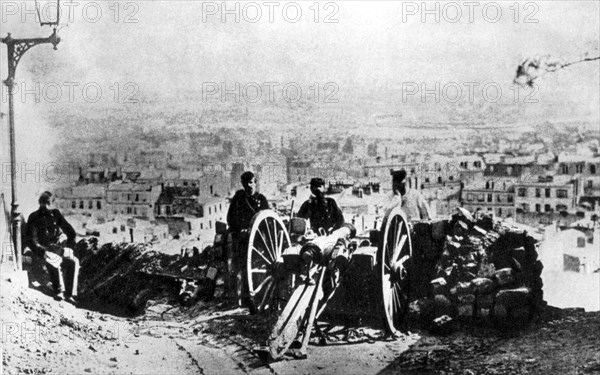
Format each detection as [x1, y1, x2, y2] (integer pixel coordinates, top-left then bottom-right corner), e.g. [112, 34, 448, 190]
[297, 196, 344, 233]
[227, 190, 269, 234]
[25, 208, 76, 258]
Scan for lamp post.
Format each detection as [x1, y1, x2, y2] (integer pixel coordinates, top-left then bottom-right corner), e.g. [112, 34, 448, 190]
[2, 29, 60, 270]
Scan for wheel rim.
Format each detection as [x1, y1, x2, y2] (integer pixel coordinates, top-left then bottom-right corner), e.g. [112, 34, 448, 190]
[379, 206, 412, 336]
[247, 210, 292, 314]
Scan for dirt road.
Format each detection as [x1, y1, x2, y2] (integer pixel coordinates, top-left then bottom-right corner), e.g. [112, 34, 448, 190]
[1, 285, 415, 375]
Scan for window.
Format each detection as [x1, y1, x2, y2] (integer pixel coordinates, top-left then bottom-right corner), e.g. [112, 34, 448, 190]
[545, 188, 551, 198]
[97, 201, 102, 209]
[561, 164, 569, 174]
[425, 178, 430, 183]
[209, 207, 212, 215]
[79, 201, 84, 209]
[487, 194, 492, 203]
[134, 208, 137, 215]
[135, 194, 139, 202]
[498, 208, 503, 216]
[522, 203, 530, 213]
[535, 188, 541, 198]
[518, 188, 527, 197]
[477, 194, 484, 202]
[219, 204, 222, 211]
[127, 207, 132, 214]
[576, 164, 584, 173]
[535, 204, 541, 212]
[72, 201, 76, 209]
[88, 200, 93, 209]
[474, 161, 481, 168]
[556, 189, 568, 198]
[497, 194, 504, 203]
[437, 176, 442, 184]
[120, 225, 125, 232]
[467, 193, 474, 202]
[588, 180, 593, 188]
[127, 194, 132, 201]
[508, 195, 514, 203]
[545, 204, 551, 213]
[591, 165, 597, 174]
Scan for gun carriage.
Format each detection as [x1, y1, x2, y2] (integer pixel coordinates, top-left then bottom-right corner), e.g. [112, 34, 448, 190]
[243, 206, 413, 360]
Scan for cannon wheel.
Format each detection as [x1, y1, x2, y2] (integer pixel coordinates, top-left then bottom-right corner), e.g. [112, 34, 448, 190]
[378, 206, 412, 336]
[247, 210, 293, 314]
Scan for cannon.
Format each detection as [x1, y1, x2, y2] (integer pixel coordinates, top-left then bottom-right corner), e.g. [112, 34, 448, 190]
[243, 205, 413, 360]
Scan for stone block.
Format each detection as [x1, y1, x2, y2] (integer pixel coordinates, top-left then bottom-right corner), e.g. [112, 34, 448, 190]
[433, 294, 455, 318]
[495, 287, 532, 307]
[431, 277, 449, 295]
[476, 294, 494, 308]
[494, 268, 515, 286]
[458, 304, 474, 318]
[472, 278, 495, 294]
[455, 281, 473, 295]
[431, 220, 447, 241]
[458, 294, 475, 305]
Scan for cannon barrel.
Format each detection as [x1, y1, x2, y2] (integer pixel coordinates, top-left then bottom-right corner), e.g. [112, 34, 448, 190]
[299, 224, 355, 267]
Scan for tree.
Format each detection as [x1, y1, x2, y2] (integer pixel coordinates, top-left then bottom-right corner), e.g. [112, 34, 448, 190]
[514, 52, 599, 87]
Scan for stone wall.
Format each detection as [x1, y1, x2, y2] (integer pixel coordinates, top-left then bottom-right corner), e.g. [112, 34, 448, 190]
[408, 211, 544, 332]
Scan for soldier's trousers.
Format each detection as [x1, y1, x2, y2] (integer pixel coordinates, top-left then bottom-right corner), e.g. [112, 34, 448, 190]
[45, 252, 79, 296]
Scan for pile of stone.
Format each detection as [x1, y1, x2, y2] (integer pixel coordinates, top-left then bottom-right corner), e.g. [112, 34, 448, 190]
[77, 241, 224, 312]
[408, 208, 544, 331]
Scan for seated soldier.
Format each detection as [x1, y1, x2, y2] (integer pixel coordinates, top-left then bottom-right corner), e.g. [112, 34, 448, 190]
[26, 191, 79, 304]
[226, 171, 269, 308]
[297, 177, 344, 234]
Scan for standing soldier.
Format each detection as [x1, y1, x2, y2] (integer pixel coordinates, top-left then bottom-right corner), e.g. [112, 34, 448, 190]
[387, 169, 430, 221]
[25, 191, 79, 304]
[226, 171, 269, 309]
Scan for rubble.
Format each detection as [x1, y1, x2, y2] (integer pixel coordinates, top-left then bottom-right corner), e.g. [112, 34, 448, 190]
[71, 239, 226, 313]
[408, 210, 545, 332]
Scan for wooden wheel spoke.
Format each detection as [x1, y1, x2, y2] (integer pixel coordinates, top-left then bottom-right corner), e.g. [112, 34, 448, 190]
[395, 234, 407, 261]
[258, 279, 275, 311]
[251, 246, 273, 265]
[277, 229, 285, 257]
[265, 219, 277, 260]
[257, 229, 276, 262]
[252, 275, 273, 296]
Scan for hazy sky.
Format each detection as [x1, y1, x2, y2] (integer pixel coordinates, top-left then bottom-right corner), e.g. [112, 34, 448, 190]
[1, 1, 599, 97]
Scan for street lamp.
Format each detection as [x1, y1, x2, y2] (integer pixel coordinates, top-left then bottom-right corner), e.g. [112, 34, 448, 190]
[1, 1, 62, 270]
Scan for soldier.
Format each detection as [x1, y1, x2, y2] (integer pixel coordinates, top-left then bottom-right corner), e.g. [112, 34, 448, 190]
[387, 169, 430, 221]
[25, 191, 79, 304]
[226, 171, 269, 308]
[297, 177, 345, 234]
